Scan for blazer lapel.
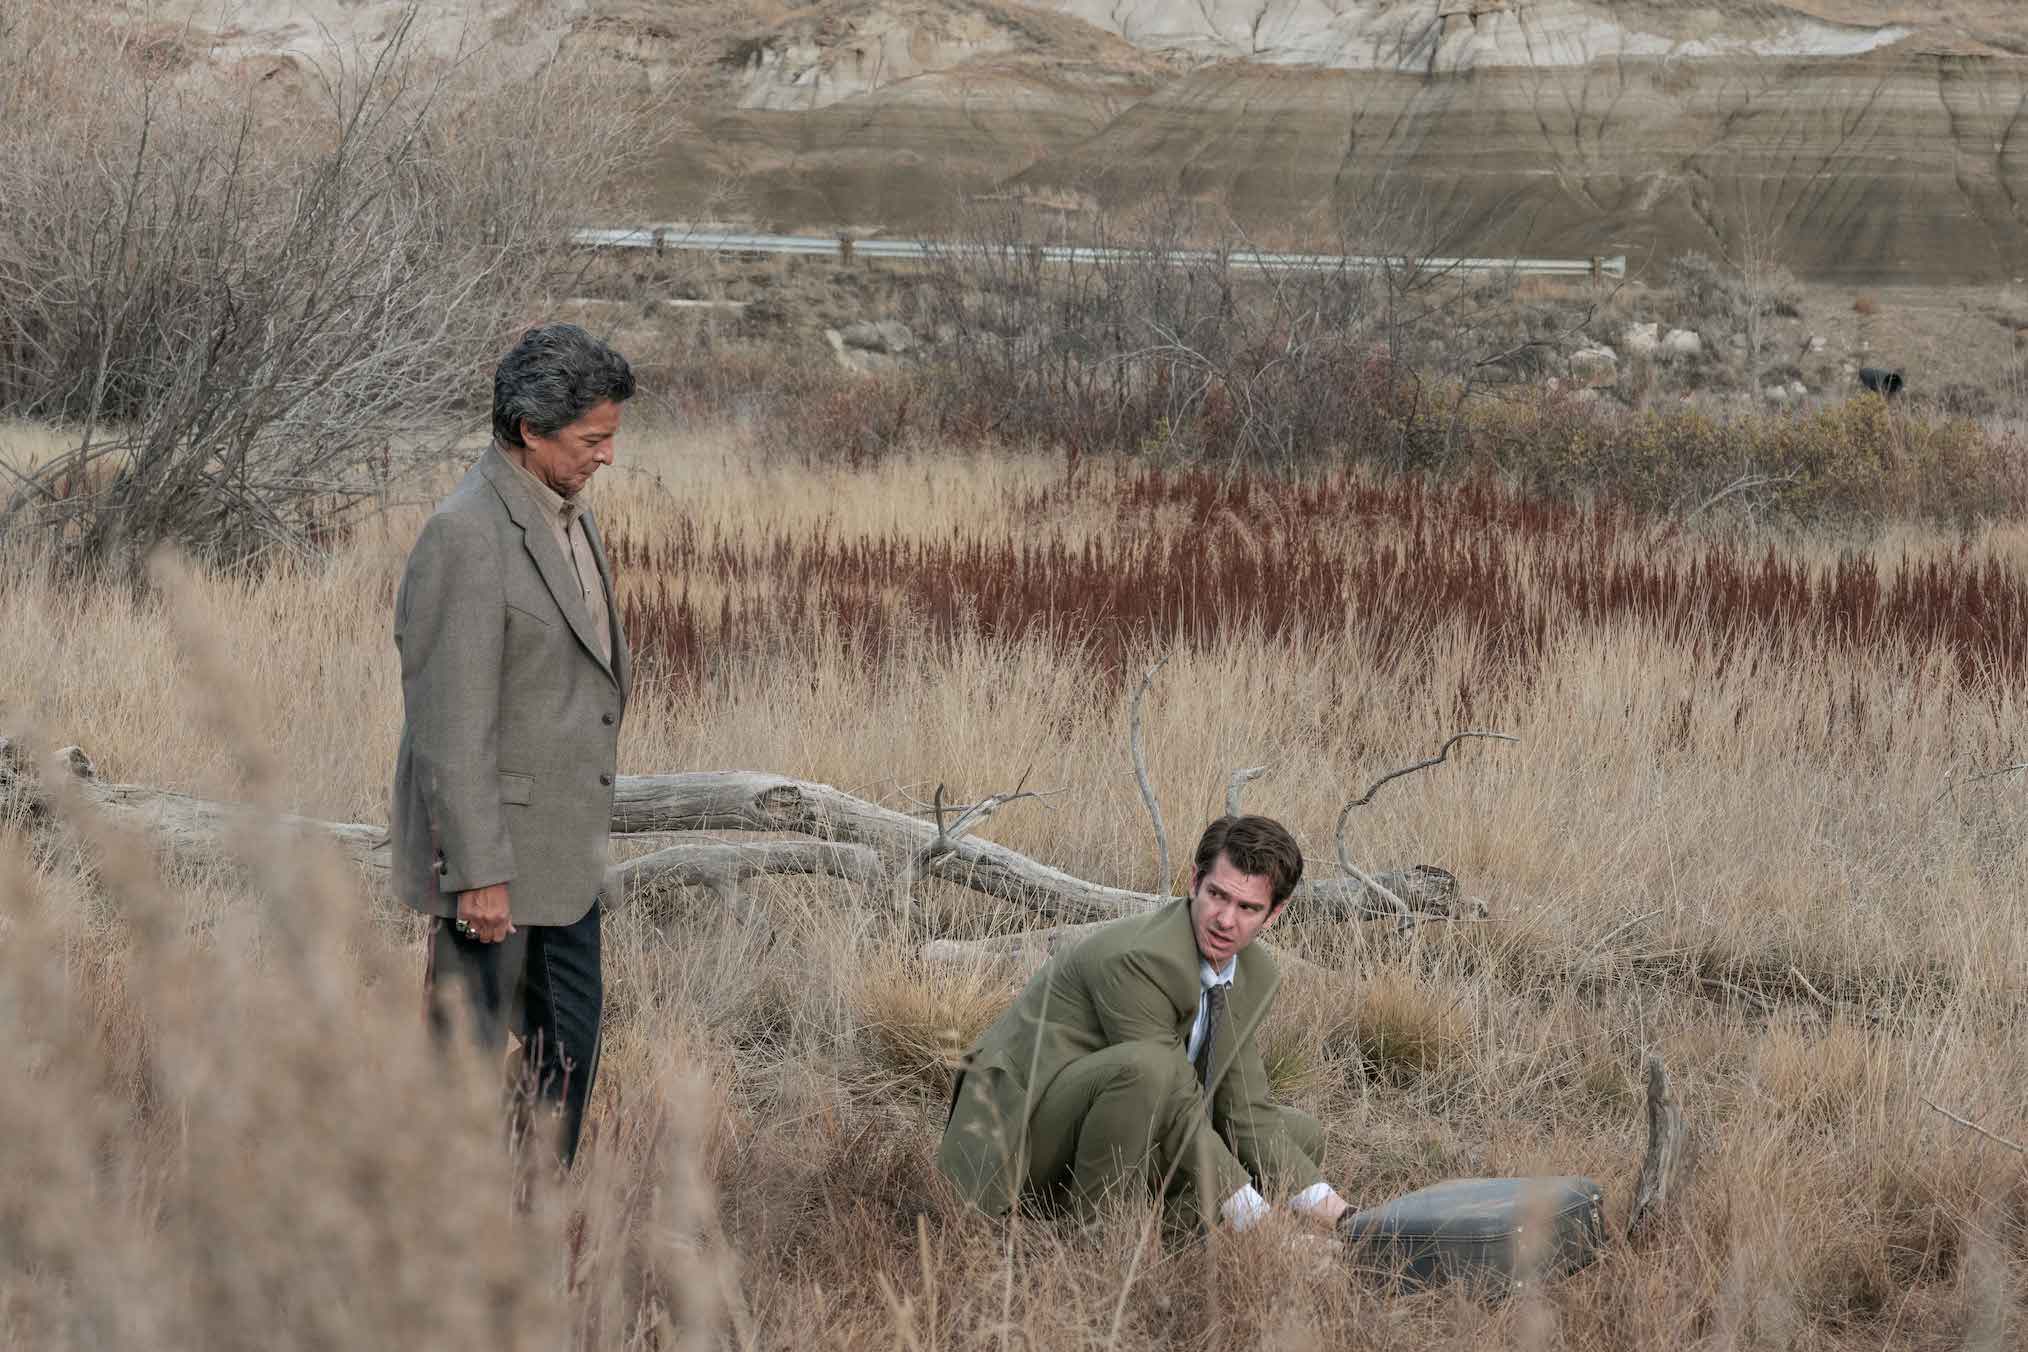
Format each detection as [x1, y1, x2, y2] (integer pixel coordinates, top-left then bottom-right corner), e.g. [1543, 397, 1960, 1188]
[482, 449, 618, 686]
[1151, 898, 1206, 1037]
[582, 510, 631, 703]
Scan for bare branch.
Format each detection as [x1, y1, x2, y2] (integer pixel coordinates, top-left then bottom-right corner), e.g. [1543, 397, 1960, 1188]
[919, 769, 1050, 868]
[1923, 1098, 2028, 1155]
[1927, 760, 2028, 810]
[899, 781, 1066, 819]
[1335, 731, 1517, 930]
[1345, 730, 1519, 809]
[1788, 965, 1836, 1010]
[945, 765, 1038, 842]
[0, 5, 664, 577]
[1332, 828, 1414, 930]
[1130, 655, 1172, 895]
[18, 764, 392, 872]
[1681, 471, 1800, 524]
[1224, 764, 1271, 816]
[1627, 1056, 1694, 1242]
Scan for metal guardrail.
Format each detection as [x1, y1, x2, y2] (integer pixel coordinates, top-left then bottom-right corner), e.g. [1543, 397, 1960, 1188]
[570, 225, 1627, 281]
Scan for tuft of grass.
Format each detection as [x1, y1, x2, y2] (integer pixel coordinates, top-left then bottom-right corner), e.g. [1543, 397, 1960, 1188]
[0, 418, 75, 474]
[852, 953, 1013, 1097]
[1752, 1018, 1885, 1130]
[1342, 969, 1472, 1087]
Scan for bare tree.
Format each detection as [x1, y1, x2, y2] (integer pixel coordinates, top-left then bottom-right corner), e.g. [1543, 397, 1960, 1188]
[0, 3, 664, 580]
[912, 177, 1631, 479]
[1728, 212, 1796, 391]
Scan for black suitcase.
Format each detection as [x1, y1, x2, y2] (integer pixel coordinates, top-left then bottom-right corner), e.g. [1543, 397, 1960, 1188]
[1340, 1176, 1608, 1297]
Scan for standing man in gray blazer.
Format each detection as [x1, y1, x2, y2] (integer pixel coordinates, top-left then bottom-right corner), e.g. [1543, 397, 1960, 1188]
[390, 322, 634, 1169]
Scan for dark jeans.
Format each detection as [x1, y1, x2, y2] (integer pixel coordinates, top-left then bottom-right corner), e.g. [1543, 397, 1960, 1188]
[425, 902, 604, 1168]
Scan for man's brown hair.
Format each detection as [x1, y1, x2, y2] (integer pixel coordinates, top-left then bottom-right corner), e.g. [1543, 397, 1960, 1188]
[1191, 815, 1304, 909]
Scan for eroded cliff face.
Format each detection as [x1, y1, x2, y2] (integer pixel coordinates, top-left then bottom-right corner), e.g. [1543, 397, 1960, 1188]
[133, 0, 2028, 281]
[665, 0, 2028, 282]
[999, 50, 2028, 281]
[1026, 0, 1915, 72]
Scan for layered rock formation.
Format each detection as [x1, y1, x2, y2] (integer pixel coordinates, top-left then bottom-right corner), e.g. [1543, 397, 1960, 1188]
[1030, 0, 1915, 71]
[664, 0, 2028, 282]
[132, 0, 2028, 281]
[1002, 46, 2028, 281]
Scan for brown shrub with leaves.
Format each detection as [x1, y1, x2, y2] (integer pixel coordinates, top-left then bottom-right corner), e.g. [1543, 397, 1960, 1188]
[653, 328, 2028, 526]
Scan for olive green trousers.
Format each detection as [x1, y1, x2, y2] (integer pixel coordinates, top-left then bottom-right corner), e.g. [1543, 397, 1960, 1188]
[1019, 1040, 1324, 1225]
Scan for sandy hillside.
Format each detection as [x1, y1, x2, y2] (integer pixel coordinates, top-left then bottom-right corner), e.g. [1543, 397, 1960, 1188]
[115, 1, 2028, 283]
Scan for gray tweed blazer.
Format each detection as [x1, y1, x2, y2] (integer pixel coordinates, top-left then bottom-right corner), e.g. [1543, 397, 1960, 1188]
[388, 447, 631, 926]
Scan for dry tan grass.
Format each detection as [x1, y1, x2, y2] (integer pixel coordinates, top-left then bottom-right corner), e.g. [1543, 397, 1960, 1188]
[4, 418, 2028, 1347]
[0, 420, 75, 474]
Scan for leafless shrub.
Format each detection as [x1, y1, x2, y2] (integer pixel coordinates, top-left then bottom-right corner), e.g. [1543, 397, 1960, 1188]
[0, 3, 662, 580]
[1666, 248, 1801, 331]
[909, 192, 1586, 472]
[1932, 382, 1998, 420]
[1731, 219, 1799, 384]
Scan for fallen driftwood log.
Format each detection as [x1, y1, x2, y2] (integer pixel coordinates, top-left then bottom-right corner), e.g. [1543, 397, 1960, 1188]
[2, 740, 1483, 926]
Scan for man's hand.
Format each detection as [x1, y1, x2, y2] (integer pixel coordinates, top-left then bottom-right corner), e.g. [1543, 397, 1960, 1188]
[456, 884, 515, 943]
[1292, 1181, 1352, 1227]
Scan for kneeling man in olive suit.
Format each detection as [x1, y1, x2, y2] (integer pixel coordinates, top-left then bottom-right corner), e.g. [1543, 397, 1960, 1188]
[937, 815, 1353, 1232]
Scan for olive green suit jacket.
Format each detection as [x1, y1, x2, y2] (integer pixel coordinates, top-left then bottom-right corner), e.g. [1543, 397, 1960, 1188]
[388, 447, 631, 926]
[936, 897, 1314, 1216]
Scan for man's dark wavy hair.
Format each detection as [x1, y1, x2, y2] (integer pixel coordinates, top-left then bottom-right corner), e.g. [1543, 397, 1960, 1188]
[492, 322, 635, 448]
[1191, 814, 1304, 909]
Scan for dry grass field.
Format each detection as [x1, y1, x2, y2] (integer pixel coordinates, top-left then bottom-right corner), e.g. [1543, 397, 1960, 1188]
[4, 412, 2028, 1349]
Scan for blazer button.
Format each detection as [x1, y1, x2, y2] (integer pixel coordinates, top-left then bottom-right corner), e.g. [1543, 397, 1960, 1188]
[599, 773, 612, 786]
[602, 713, 615, 726]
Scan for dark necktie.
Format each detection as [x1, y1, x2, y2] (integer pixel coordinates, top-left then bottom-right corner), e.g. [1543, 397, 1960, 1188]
[1194, 983, 1228, 1098]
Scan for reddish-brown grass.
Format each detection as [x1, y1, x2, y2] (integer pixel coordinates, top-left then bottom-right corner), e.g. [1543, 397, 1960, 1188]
[614, 466, 2028, 696]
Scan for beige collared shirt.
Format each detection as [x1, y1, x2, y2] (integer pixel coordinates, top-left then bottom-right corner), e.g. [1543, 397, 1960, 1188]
[503, 449, 614, 667]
